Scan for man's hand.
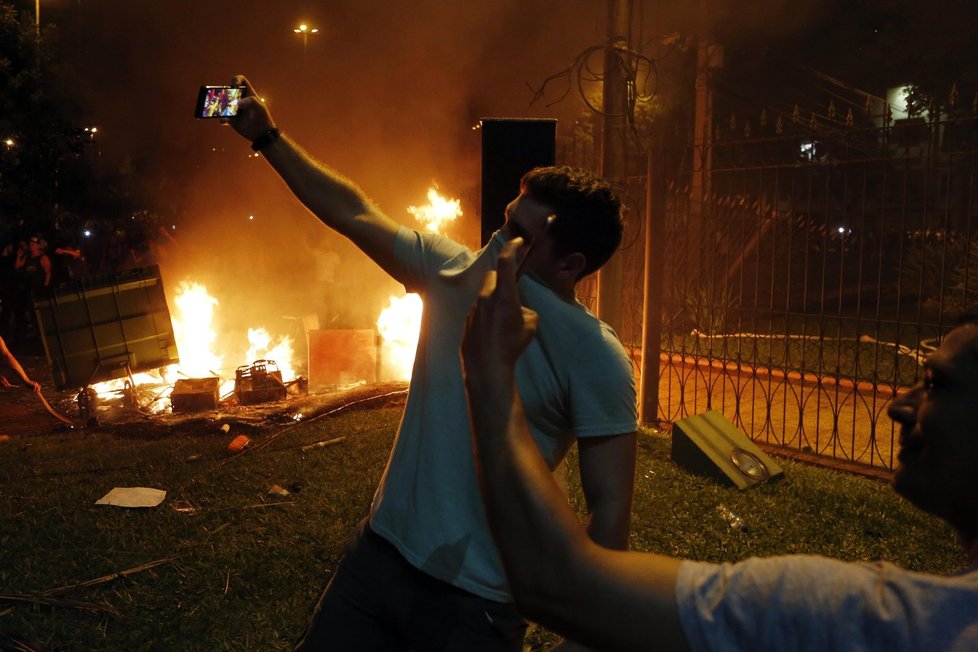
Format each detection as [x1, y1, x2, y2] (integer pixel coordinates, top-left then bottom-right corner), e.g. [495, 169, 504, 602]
[227, 75, 276, 142]
[461, 238, 538, 382]
[3, 374, 39, 392]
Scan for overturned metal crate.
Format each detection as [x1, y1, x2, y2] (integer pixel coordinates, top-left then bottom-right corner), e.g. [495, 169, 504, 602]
[234, 360, 287, 405]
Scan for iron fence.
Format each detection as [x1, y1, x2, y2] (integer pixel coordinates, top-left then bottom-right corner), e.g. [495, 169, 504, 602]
[561, 109, 978, 473]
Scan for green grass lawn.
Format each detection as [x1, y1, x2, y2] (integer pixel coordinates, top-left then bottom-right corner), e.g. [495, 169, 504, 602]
[0, 398, 965, 650]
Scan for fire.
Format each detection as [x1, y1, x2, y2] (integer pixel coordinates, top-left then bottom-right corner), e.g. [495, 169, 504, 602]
[89, 280, 297, 409]
[407, 187, 462, 234]
[376, 186, 463, 381]
[246, 327, 295, 382]
[171, 281, 222, 378]
[89, 184, 460, 407]
[376, 294, 423, 380]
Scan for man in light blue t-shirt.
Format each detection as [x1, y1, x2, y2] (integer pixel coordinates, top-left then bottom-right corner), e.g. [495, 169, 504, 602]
[227, 75, 638, 651]
[462, 241, 978, 651]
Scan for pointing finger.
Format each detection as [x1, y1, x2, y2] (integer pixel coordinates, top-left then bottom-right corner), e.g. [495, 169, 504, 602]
[478, 269, 498, 300]
[494, 237, 522, 298]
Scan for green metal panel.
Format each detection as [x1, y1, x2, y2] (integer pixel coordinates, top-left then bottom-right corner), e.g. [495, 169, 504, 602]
[33, 265, 179, 390]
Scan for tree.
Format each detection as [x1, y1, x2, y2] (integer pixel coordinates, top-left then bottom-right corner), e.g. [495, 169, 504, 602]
[0, 1, 90, 238]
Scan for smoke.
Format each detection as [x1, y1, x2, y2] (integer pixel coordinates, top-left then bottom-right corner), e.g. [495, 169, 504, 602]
[38, 0, 614, 371]
[46, 0, 850, 374]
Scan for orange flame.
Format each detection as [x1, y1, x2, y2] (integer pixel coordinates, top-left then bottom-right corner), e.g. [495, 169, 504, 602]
[90, 280, 297, 409]
[246, 327, 295, 382]
[407, 187, 462, 234]
[376, 294, 422, 381]
[377, 186, 463, 380]
[172, 281, 223, 378]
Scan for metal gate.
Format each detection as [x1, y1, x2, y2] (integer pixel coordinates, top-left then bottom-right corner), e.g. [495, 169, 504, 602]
[562, 107, 978, 473]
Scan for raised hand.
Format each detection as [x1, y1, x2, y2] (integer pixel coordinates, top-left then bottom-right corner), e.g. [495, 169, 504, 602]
[461, 238, 538, 381]
[226, 75, 277, 142]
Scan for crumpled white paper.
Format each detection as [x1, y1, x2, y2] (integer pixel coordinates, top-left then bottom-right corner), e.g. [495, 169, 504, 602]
[95, 487, 166, 508]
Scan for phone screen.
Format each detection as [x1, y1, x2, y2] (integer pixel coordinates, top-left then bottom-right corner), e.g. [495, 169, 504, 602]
[195, 85, 244, 118]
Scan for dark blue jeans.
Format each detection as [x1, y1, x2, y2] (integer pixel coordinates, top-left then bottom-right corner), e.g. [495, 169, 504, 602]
[293, 521, 528, 651]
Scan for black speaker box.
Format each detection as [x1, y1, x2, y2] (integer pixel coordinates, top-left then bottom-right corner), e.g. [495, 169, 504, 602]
[480, 118, 556, 245]
[672, 410, 783, 489]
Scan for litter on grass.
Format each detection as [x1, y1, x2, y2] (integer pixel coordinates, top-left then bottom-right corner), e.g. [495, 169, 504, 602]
[227, 434, 251, 453]
[301, 436, 347, 452]
[95, 487, 166, 508]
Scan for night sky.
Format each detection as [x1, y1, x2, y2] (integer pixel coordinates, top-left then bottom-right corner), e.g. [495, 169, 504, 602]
[37, 0, 662, 333]
[45, 0, 616, 221]
[30, 0, 973, 336]
[40, 0, 857, 215]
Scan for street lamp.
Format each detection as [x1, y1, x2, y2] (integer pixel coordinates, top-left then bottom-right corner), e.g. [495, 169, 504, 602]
[293, 23, 319, 57]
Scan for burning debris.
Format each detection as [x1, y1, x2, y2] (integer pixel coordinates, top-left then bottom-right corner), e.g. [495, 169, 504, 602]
[375, 186, 464, 380]
[35, 185, 461, 425]
[170, 377, 220, 412]
[234, 360, 287, 406]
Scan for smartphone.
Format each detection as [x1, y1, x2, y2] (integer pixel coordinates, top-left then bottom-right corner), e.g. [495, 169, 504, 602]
[195, 85, 244, 119]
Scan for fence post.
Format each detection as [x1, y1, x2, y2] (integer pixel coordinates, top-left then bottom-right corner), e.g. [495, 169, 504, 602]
[640, 140, 667, 425]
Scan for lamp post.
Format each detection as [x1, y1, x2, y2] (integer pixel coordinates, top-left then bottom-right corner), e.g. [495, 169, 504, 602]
[293, 23, 318, 58]
[82, 126, 98, 167]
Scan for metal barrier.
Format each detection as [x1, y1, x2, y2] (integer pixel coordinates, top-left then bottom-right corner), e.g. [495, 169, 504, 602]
[561, 109, 978, 473]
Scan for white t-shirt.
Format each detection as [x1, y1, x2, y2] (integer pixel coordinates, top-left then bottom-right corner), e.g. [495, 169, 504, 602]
[369, 227, 637, 602]
[677, 555, 978, 651]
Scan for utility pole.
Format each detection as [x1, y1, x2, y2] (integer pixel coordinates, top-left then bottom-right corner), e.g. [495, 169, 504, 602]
[597, 0, 630, 335]
[690, 0, 720, 289]
[640, 132, 666, 425]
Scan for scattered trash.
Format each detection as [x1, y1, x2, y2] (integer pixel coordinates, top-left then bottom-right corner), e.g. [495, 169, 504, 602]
[292, 412, 303, 422]
[171, 377, 220, 412]
[301, 436, 347, 452]
[267, 484, 290, 497]
[96, 487, 167, 508]
[171, 500, 199, 514]
[220, 423, 231, 434]
[716, 503, 748, 532]
[42, 557, 178, 597]
[227, 435, 251, 454]
[186, 454, 201, 462]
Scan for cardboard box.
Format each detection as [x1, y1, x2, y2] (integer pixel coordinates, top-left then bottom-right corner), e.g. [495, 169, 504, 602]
[171, 377, 219, 412]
